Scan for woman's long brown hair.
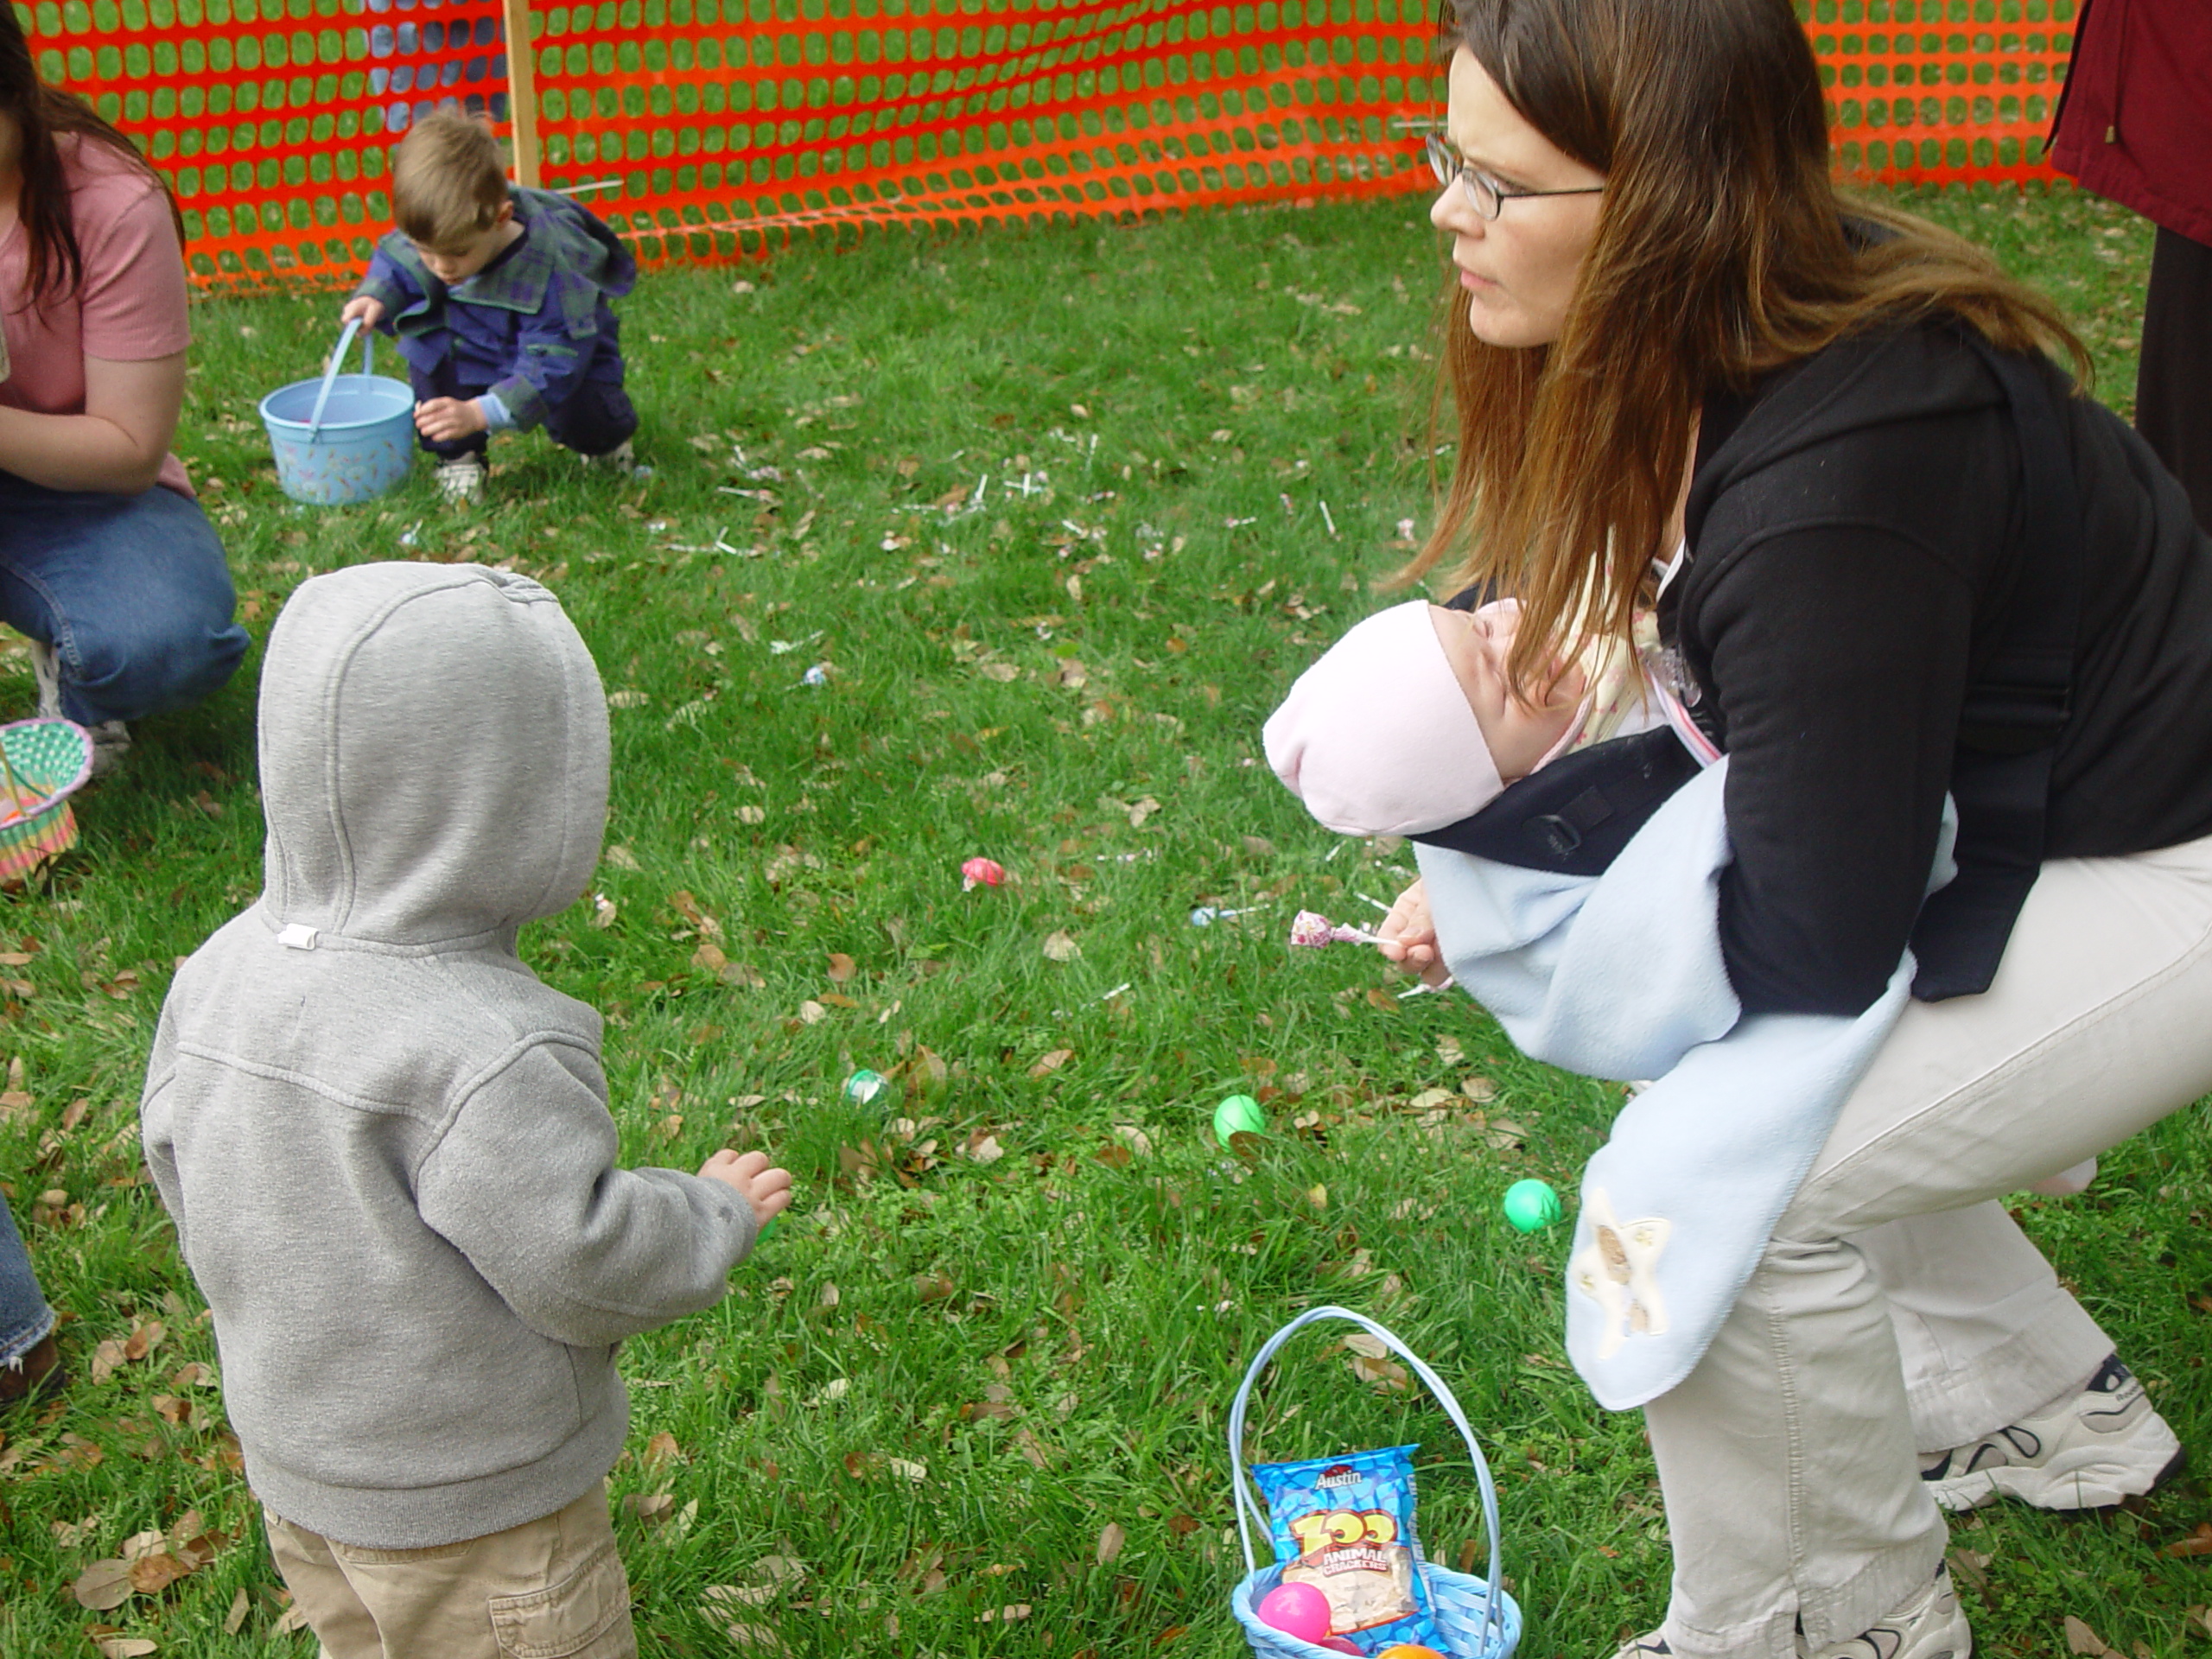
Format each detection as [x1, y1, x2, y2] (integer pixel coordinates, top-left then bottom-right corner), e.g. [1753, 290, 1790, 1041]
[1, 3, 183, 308]
[1408, 0, 2087, 690]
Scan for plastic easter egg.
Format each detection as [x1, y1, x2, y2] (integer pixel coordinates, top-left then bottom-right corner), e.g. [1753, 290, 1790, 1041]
[1319, 1641, 1364, 1656]
[1212, 1093, 1267, 1147]
[1254, 1581, 1332, 1644]
[1503, 1178, 1563, 1233]
[844, 1068, 890, 1106]
[961, 855, 1007, 890]
[1376, 1646, 1447, 1659]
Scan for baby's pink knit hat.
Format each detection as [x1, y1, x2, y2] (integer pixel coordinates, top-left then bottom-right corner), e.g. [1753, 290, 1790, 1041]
[1263, 601, 1502, 836]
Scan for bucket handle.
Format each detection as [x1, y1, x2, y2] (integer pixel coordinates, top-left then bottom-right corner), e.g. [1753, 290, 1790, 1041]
[306, 318, 378, 438]
[1226, 1305, 1510, 1653]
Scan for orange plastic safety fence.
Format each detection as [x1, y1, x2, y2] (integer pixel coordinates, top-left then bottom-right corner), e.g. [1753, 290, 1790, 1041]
[1810, 0, 2076, 188]
[22, 0, 2080, 285]
[15, 0, 512, 283]
[527, 0, 1442, 264]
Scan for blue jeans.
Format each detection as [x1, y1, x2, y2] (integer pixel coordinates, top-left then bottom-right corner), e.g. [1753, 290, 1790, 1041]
[0, 1192, 54, 1367]
[0, 472, 250, 727]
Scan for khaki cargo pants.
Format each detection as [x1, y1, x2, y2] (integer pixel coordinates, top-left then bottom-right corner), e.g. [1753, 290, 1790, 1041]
[263, 1484, 636, 1659]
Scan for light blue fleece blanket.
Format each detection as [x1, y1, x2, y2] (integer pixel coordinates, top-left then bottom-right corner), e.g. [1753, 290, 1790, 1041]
[1415, 759, 1955, 1409]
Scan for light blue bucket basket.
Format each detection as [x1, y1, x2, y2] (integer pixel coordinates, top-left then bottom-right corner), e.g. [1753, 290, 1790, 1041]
[258, 318, 416, 505]
[1230, 1306, 1522, 1659]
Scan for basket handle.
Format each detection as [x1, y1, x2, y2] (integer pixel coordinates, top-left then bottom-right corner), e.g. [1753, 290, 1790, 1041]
[1226, 1306, 1508, 1651]
[307, 318, 376, 437]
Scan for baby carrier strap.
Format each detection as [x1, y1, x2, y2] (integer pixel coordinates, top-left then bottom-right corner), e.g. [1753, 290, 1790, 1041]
[1415, 333, 2086, 1004]
[1413, 725, 1700, 877]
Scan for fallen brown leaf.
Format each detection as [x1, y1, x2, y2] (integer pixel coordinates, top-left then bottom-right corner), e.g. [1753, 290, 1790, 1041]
[642, 1432, 683, 1467]
[123, 1322, 165, 1363]
[92, 1639, 156, 1658]
[223, 1587, 250, 1635]
[73, 1559, 135, 1611]
[621, 1493, 676, 1527]
[978, 1604, 1033, 1623]
[2066, 1614, 2113, 1656]
[2164, 1522, 2212, 1559]
[129, 1551, 193, 1595]
[1349, 1352, 1413, 1392]
[827, 952, 856, 982]
[1028, 1047, 1074, 1079]
[721, 1622, 788, 1653]
[1096, 1521, 1127, 1567]
[1041, 931, 1081, 962]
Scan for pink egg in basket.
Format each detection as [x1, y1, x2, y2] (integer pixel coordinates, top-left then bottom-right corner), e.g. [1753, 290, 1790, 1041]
[1255, 1582, 1332, 1644]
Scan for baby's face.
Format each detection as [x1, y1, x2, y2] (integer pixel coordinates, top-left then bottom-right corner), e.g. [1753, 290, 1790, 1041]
[1427, 601, 1586, 782]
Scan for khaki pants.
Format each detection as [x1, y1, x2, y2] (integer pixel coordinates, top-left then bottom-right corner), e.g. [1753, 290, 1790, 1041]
[264, 1484, 636, 1659]
[1647, 831, 2212, 1656]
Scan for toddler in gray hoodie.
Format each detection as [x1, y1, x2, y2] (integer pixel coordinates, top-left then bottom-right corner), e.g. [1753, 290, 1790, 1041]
[141, 563, 791, 1659]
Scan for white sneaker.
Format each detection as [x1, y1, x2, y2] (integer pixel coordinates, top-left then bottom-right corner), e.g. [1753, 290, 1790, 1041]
[29, 641, 128, 777]
[1920, 1355, 2183, 1512]
[1797, 1564, 1970, 1659]
[435, 454, 486, 502]
[584, 438, 639, 474]
[1606, 1567, 1969, 1659]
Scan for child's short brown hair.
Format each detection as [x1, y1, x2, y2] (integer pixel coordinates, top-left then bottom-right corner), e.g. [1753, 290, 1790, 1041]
[391, 108, 510, 249]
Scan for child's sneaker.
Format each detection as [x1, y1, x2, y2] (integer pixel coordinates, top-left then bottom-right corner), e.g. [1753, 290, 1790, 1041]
[1796, 1564, 1969, 1659]
[435, 454, 486, 503]
[1920, 1355, 2183, 1511]
[1605, 1567, 1969, 1659]
[583, 438, 639, 475]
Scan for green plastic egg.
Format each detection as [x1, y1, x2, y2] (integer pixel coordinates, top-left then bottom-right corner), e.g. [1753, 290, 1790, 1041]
[1212, 1093, 1267, 1147]
[1503, 1179, 1563, 1233]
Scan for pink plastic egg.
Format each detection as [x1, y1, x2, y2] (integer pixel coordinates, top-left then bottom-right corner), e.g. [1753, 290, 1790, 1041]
[1255, 1582, 1332, 1644]
[960, 855, 1006, 891]
[1319, 1641, 1365, 1655]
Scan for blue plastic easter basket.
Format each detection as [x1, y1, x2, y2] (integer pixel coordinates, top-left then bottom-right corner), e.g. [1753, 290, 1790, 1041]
[1229, 1306, 1522, 1659]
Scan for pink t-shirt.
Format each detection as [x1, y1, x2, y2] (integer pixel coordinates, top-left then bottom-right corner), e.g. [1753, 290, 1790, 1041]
[0, 134, 193, 497]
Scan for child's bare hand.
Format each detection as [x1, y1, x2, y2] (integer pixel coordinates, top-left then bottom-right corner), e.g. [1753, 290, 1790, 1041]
[699, 1148, 793, 1229]
[415, 397, 489, 442]
[340, 295, 385, 328]
[1376, 878, 1452, 987]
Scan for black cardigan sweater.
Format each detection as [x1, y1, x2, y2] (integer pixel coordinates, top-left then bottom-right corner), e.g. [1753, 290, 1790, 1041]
[1661, 321, 2212, 1016]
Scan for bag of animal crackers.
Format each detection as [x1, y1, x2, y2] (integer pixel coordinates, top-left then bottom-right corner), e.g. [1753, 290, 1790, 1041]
[1249, 1443, 1446, 1653]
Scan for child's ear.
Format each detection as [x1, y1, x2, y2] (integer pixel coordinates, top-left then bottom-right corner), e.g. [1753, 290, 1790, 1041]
[494, 200, 517, 226]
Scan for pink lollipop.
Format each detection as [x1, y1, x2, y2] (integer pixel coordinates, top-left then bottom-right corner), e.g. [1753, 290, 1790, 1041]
[1289, 908, 1380, 949]
[1255, 1581, 1332, 1644]
[961, 856, 1006, 891]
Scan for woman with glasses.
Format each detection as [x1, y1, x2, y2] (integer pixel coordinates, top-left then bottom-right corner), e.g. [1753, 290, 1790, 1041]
[1373, 2, 2212, 1656]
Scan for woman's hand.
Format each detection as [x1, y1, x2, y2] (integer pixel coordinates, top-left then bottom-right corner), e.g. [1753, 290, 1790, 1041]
[415, 397, 489, 442]
[340, 295, 386, 328]
[1376, 878, 1452, 987]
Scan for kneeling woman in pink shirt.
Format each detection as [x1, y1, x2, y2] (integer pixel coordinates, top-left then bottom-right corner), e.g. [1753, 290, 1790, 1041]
[0, 8, 246, 772]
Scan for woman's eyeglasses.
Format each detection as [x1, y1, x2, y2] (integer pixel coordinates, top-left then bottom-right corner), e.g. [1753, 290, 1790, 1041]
[1425, 135, 1605, 220]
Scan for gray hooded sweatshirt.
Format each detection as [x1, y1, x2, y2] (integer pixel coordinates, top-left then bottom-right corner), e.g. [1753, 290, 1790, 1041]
[142, 563, 757, 1549]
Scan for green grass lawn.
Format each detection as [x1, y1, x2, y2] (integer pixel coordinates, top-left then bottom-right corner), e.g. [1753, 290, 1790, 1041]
[2, 181, 2203, 1659]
